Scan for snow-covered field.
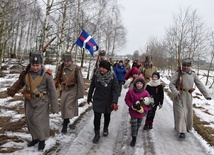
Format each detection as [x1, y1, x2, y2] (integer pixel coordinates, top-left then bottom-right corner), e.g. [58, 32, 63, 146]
[0, 61, 214, 155]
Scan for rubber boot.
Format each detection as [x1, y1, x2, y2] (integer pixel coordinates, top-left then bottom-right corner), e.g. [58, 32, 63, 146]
[130, 136, 136, 147]
[93, 130, 100, 144]
[38, 140, 45, 151]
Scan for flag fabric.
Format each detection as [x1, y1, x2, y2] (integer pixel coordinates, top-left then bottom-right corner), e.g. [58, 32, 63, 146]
[75, 30, 99, 56]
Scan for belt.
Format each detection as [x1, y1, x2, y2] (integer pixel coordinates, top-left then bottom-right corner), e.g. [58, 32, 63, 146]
[31, 94, 40, 98]
[181, 88, 190, 93]
[65, 83, 76, 89]
[31, 91, 46, 99]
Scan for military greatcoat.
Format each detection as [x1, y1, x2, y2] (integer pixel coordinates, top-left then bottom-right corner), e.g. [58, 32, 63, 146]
[21, 65, 59, 141]
[169, 69, 210, 133]
[142, 65, 157, 83]
[59, 64, 84, 119]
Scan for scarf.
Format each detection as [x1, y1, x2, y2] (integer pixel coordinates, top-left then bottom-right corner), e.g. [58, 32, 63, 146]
[133, 87, 144, 93]
[95, 68, 113, 87]
[147, 79, 161, 87]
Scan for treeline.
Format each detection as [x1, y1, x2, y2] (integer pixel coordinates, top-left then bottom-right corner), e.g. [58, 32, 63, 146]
[132, 7, 214, 87]
[0, 0, 126, 67]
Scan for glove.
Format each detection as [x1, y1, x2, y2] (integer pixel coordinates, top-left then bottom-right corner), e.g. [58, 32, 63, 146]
[132, 101, 141, 110]
[111, 103, 118, 111]
[176, 92, 181, 99]
[206, 97, 211, 100]
[87, 100, 92, 104]
[159, 104, 163, 109]
[137, 107, 144, 113]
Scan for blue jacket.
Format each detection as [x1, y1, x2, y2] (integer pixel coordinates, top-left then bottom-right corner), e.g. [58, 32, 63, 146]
[114, 65, 126, 81]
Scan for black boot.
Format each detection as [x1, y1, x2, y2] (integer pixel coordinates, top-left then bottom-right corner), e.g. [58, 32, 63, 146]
[38, 140, 45, 151]
[179, 133, 185, 139]
[27, 139, 38, 147]
[143, 124, 148, 130]
[130, 136, 136, 147]
[103, 127, 108, 137]
[148, 124, 153, 129]
[93, 130, 100, 144]
[61, 119, 70, 133]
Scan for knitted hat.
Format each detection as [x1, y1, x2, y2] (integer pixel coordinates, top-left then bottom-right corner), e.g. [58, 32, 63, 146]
[152, 72, 160, 79]
[99, 60, 111, 71]
[29, 51, 43, 64]
[131, 67, 140, 75]
[133, 77, 145, 87]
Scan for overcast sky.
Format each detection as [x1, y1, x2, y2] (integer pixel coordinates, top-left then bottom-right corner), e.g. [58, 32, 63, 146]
[118, 0, 214, 55]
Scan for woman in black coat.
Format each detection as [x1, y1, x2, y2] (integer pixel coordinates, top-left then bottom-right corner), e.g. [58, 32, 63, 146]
[87, 60, 120, 144]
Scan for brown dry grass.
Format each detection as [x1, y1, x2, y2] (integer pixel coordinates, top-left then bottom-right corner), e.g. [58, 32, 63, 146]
[165, 86, 214, 147]
[193, 111, 214, 146]
[0, 135, 24, 153]
[0, 77, 92, 153]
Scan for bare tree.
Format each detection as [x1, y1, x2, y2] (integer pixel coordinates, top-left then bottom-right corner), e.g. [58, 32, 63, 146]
[164, 7, 207, 69]
[205, 29, 214, 86]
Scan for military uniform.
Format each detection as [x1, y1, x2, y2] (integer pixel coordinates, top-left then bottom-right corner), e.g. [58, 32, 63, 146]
[169, 59, 211, 138]
[55, 53, 84, 133]
[142, 66, 157, 83]
[24, 66, 58, 140]
[141, 55, 157, 83]
[8, 52, 59, 150]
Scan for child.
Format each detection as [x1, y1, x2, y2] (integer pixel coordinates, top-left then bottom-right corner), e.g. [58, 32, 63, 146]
[143, 72, 164, 130]
[125, 77, 150, 147]
[124, 68, 144, 89]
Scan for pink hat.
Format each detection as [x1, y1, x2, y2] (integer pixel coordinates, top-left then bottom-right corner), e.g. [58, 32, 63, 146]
[131, 67, 140, 75]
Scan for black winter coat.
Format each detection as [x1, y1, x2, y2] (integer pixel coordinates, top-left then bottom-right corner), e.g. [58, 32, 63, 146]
[87, 73, 120, 113]
[145, 84, 164, 106]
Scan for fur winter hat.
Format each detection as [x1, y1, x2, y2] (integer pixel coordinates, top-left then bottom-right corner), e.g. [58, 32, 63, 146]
[29, 51, 43, 64]
[182, 58, 191, 66]
[131, 67, 140, 75]
[152, 72, 160, 79]
[99, 50, 106, 56]
[99, 60, 111, 71]
[145, 55, 152, 62]
[62, 53, 73, 62]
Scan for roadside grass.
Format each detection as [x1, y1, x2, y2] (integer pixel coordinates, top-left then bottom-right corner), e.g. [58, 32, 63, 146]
[164, 86, 214, 147]
[0, 77, 91, 153]
[0, 75, 213, 153]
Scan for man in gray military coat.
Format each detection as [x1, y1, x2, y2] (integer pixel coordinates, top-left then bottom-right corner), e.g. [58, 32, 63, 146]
[7, 51, 59, 150]
[55, 53, 84, 133]
[169, 58, 211, 139]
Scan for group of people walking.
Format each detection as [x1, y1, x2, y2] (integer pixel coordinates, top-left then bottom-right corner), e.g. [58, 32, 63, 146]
[7, 51, 85, 151]
[6, 49, 212, 151]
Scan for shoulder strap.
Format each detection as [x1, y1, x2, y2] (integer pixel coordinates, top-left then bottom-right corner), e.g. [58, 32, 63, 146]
[62, 67, 76, 84]
[46, 69, 52, 75]
[25, 69, 46, 91]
